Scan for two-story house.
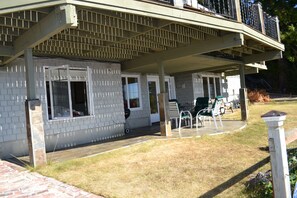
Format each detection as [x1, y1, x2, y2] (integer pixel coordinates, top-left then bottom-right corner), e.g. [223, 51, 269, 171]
[0, 0, 284, 165]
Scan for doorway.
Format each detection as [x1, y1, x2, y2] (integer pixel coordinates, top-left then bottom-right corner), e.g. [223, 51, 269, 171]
[147, 76, 160, 123]
[147, 75, 176, 124]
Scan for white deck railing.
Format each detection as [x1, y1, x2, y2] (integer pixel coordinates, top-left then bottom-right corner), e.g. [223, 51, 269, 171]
[150, 0, 280, 41]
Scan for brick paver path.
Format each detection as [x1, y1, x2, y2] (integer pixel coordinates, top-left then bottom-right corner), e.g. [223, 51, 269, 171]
[0, 160, 101, 197]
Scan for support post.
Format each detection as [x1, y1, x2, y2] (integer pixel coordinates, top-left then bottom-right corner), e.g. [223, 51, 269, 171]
[158, 62, 171, 136]
[173, 0, 184, 8]
[275, 16, 281, 42]
[261, 111, 291, 198]
[234, 0, 242, 22]
[25, 48, 46, 167]
[255, 3, 265, 34]
[25, 48, 36, 100]
[239, 65, 248, 121]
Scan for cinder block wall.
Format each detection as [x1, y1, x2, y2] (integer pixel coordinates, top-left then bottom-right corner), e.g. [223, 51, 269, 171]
[0, 57, 125, 159]
[192, 73, 204, 99]
[173, 73, 194, 106]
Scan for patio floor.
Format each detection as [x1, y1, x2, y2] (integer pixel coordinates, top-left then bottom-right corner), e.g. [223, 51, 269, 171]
[11, 119, 246, 165]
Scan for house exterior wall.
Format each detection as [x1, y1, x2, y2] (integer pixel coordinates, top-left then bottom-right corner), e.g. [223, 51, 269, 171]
[0, 57, 125, 159]
[122, 73, 151, 129]
[192, 72, 222, 99]
[173, 73, 194, 107]
[174, 72, 223, 107]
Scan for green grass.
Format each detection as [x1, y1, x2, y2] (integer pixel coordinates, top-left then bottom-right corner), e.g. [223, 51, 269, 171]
[36, 101, 297, 198]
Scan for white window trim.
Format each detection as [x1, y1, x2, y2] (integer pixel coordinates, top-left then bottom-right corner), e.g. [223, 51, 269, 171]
[43, 65, 94, 120]
[146, 75, 176, 100]
[202, 75, 222, 99]
[122, 74, 142, 111]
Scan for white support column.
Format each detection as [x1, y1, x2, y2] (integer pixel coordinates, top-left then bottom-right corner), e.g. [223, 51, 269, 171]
[25, 48, 47, 167]
[275, 16, 281, 42]
[261, 111, 291, 198]
[239, 65, 248, 121]
[158, 61, 171, 136]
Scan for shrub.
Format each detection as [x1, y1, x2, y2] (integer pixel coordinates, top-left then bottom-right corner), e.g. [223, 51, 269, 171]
[248, 89, 271, 103]
[245, 149, 297, 197]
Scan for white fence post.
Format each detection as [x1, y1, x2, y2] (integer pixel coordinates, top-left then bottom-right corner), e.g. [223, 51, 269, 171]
[261, 110, 291, 198]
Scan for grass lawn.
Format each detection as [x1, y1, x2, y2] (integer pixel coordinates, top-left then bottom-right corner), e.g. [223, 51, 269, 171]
[36, 101, 297, 198]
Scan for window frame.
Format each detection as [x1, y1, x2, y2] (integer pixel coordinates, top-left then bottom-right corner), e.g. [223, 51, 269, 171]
[121, 74, 142, 111]
[201, 75, 222, 99]
[44, 65, 94, 121]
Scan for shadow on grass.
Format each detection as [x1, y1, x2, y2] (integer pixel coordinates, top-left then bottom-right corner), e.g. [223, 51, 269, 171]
[199, 157, 270, 198]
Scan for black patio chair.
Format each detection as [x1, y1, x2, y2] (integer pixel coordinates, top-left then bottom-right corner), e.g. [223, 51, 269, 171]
[191, 97, 210, 117]
[195, 96, 224, 129]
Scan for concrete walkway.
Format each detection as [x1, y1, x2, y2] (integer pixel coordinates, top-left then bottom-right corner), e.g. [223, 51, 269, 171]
[0, 160, 100, 197]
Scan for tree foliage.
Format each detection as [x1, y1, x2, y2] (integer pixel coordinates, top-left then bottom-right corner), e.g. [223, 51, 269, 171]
[252, 0, 297, 94]
[256, 0, 297, 63]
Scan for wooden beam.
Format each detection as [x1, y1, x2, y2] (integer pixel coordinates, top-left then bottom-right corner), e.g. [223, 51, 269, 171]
[2, 4, 77, 65]
[224, 67, 260, 76]
[122, 33, 244, 70]
[243, 50, 282, 64]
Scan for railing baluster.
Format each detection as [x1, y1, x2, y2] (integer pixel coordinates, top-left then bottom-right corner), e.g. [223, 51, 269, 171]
[150, 0, 280, 41]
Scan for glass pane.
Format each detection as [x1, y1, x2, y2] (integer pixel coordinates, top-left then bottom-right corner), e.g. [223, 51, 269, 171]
[148, 81, 158, 114]
[128, 77, 140, 108]
[50, 67, 70, 118]
[46, 81, 51, 119]
[71, 82, 89, 117]
[215, 78, 221, 96]
[203, 77, 209, 97]
[122, 77, 128, 109]
[165, 81, 170, 98]
[209, 78, 215, 99]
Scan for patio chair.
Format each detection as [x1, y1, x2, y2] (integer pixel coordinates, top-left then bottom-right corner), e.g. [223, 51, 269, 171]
[191, 97, 210, 117]
[190, 97, 209, 126]
[195, 96, 223, 129]
[168, 101, 180, 128]
[168, 101, 192, 132]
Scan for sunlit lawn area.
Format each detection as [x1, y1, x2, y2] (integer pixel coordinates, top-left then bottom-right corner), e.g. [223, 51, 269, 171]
[36, 101, 297, 198]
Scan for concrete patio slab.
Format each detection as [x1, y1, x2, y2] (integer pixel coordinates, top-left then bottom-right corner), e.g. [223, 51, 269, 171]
[11, 119, 246, 164]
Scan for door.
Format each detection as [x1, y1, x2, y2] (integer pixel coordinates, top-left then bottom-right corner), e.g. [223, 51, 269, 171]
[147, 76, 160, 123]
[147, 76, 175, 124]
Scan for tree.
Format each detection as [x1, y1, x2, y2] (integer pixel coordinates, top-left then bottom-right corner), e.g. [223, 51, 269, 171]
[254, 0, 297, 94]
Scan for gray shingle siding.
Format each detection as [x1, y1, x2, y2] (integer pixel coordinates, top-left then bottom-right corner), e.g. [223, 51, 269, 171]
[0, 57, 125, 158]
[173, 73, 194, 106]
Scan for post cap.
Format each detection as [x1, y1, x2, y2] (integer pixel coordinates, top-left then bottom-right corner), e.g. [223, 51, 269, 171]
[261, 110, 287, 118]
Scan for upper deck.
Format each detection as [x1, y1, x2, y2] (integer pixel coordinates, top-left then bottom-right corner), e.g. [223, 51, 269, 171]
[0, 0, 284, 74]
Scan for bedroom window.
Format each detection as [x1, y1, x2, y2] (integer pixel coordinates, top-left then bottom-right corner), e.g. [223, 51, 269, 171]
[45, 66, 92, 120]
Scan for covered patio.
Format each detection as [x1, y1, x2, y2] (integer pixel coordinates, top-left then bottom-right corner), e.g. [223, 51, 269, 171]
[0, 0, 284, 166]
[12, 117, 245, 164]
